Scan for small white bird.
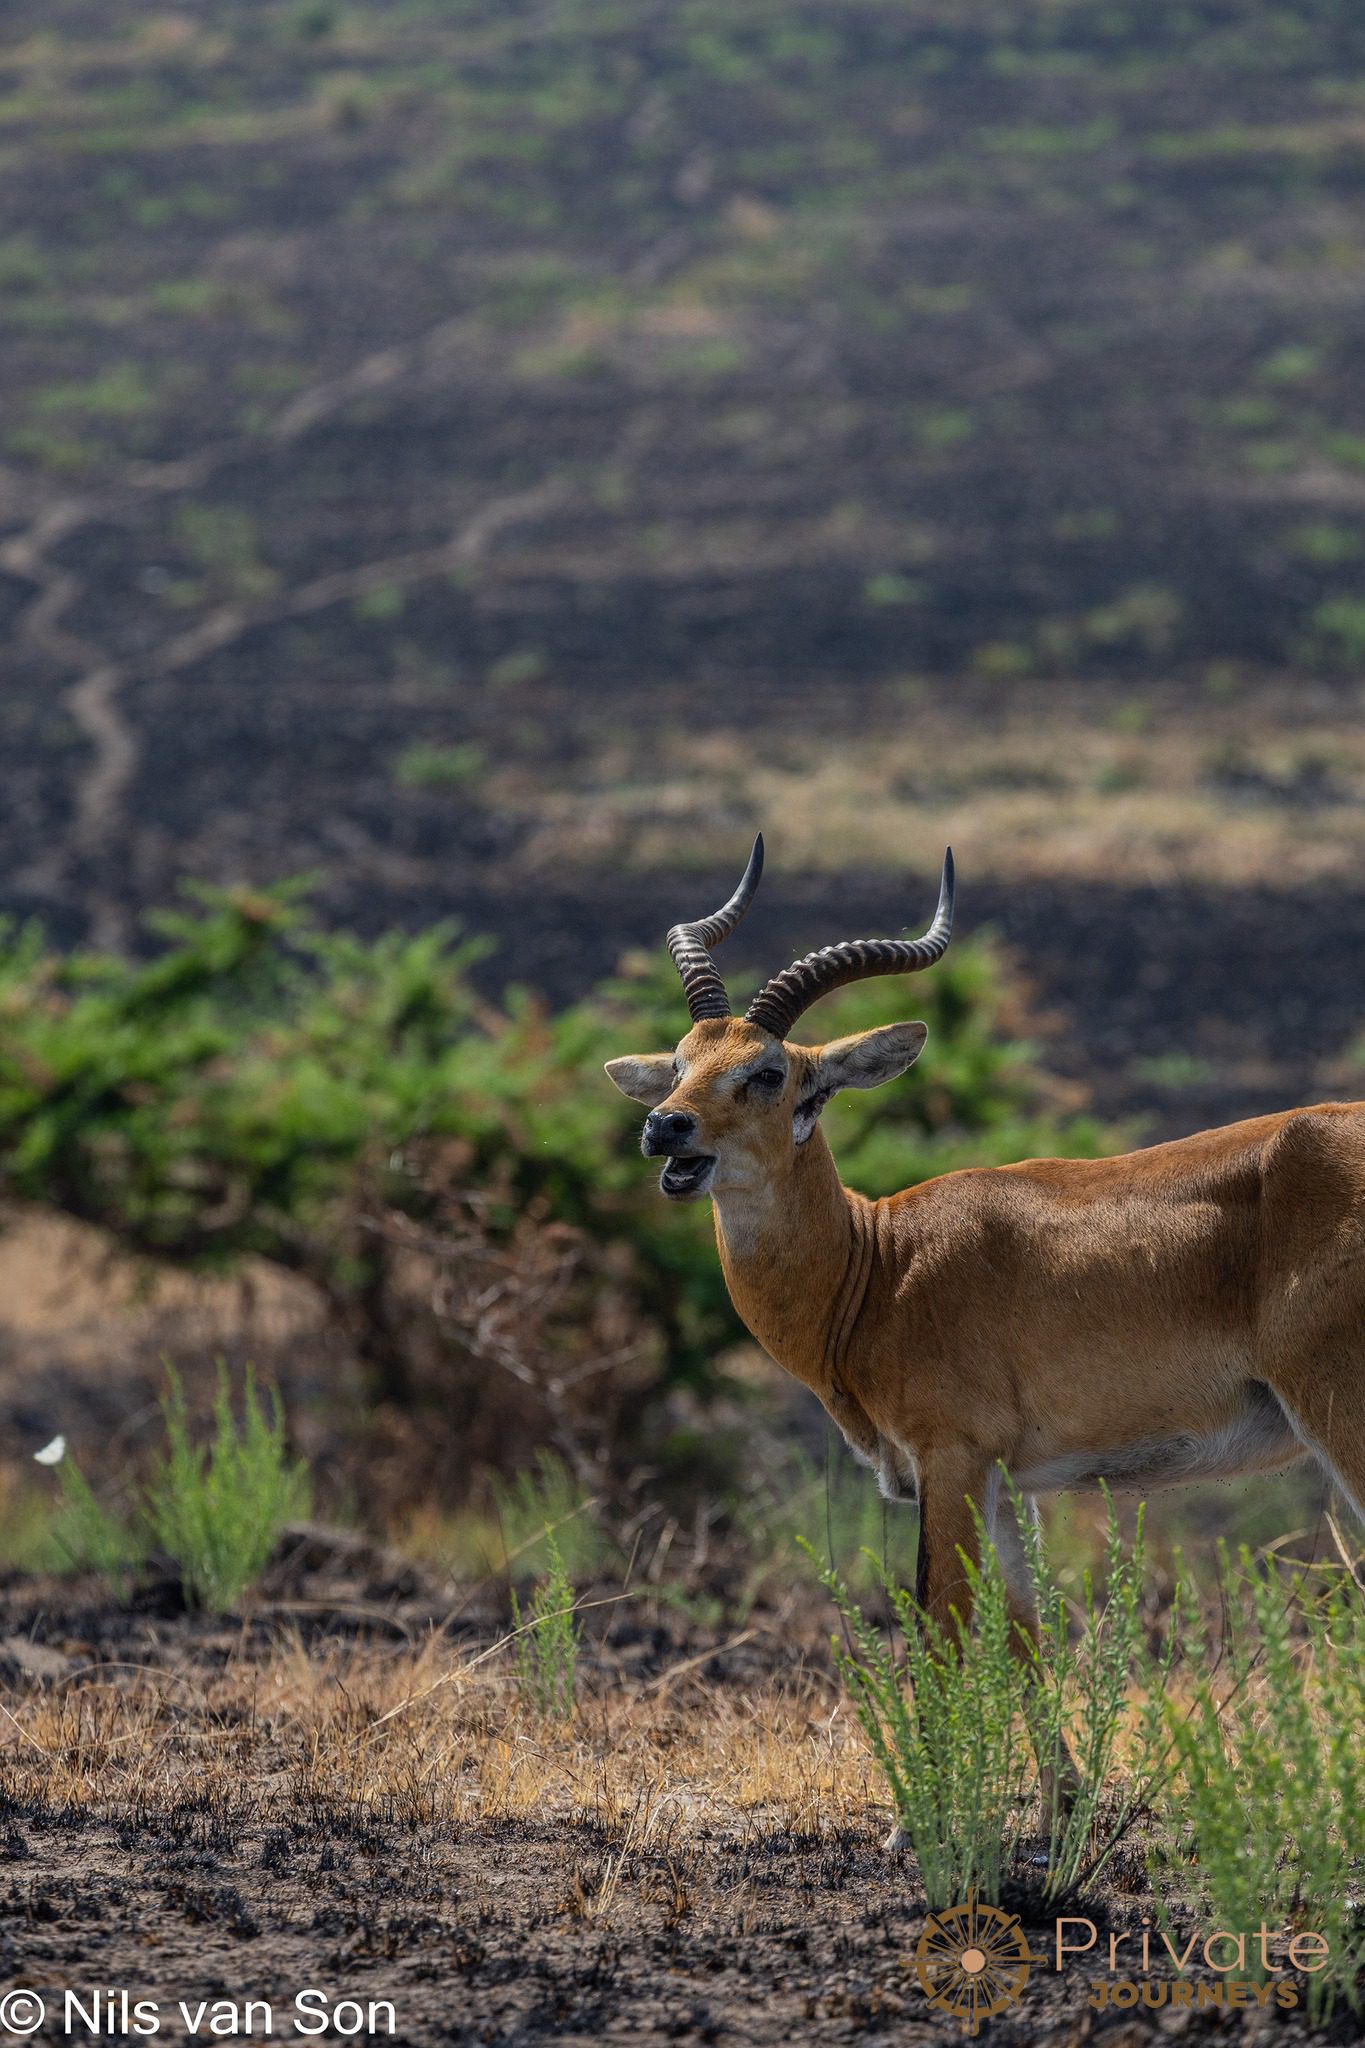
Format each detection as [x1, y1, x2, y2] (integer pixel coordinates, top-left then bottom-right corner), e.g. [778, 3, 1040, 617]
[33, 1435, 66, 1467]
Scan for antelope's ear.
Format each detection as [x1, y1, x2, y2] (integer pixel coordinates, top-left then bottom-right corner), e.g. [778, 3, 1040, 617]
[811, 1022, 928, 1094]
[604, 1053, 676, 1106]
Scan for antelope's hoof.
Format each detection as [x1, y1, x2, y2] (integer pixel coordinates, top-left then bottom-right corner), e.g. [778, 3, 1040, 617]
[883, 1824, 912, 1854]
[1040, 1768, 1088, 1817]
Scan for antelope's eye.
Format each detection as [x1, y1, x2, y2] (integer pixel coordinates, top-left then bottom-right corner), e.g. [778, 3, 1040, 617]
[752, 1068, 784, 1089]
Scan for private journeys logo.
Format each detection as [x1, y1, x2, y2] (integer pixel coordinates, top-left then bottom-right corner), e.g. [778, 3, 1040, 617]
[910, 1902, 1329, 2034]
[1060, 1914, 1324, 2016]
[912, 1897, 1041, 2035]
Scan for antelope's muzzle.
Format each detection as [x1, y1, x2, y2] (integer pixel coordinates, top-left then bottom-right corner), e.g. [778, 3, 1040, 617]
[642, 1108, 696, 1155]
[641, 1109, 716, 1202]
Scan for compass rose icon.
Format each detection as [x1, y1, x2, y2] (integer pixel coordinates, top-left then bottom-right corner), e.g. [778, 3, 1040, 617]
[912, 1894, 1041, 2035]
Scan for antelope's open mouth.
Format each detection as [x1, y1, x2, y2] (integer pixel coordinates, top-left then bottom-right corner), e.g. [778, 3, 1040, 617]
[659, 1154, 716, 1201]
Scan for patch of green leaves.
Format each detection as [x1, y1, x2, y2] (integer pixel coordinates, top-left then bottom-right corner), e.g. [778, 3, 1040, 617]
[0, 880, 1114, 1393]
[511, 1528, 579, 1720]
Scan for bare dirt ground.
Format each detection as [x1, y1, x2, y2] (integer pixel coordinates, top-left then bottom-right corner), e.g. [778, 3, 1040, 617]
[0, 1542, 1352, 2048]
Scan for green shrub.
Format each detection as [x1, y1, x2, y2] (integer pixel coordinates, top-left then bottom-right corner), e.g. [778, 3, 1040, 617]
[145, 1365, 310, 1611]
[0, 881, 1115, 1404]
[491, 1452, 604, 1579]
[1159, 1549, 1365, 2021]
[815, 1489, 1176, 1909]
[510, 1529, 579, 1721]
[392, 741, 487, 789]
[33, 362, 157, 418]
[173, 501, 278, 603]
[25, 1367, 307, 1611]
[817, 1532, 1029, 1908]
[1011, 1488, 1179, 1902]
[1311, 596, 1365, 668]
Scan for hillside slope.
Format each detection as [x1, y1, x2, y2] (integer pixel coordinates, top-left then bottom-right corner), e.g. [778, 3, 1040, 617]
[3, 2, 1365, 1122]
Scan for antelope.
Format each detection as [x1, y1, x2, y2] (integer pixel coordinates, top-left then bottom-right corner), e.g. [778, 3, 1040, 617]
[606, 835, 1365, 1708]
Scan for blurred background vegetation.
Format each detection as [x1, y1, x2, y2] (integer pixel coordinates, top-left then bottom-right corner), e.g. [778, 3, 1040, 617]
[1, 0, 1359, 1573]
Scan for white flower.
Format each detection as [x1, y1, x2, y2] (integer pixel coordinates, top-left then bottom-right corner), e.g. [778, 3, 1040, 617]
[33, 1435, 66, 1467]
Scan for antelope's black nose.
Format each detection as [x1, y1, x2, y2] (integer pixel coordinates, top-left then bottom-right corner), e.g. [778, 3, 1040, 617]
[642, 1108, 697, 1156]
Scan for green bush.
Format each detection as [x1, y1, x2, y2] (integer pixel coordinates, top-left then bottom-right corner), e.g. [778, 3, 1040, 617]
[49, 1458, 147, 1594]
[392, 742, 487, 789]
[818, 1533, 1029, 1908]
[815, 1489, 1176, 1910]
[0, 881, 1114, 1402]
[1160, 1549, 1365, 2021]
[1310, 596, 1365, 669]
[146, 1365, 310, 1611]
[29, 1365, 307, 1612]
[1012, 1488, 1179, 1902]
[491, 1452, 605, 1580]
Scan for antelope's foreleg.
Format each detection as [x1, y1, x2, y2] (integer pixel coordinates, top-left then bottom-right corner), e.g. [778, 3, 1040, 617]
[990, 1482, 1086, 1821]
[912, 1449, 988, 1635]
[884, 1461, 1083, 1853]
[884, 1452, 988, 1853]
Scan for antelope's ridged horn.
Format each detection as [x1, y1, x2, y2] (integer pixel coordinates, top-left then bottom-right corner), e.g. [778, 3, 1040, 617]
[666, 834, 765, 1023]
[745, 847, 954, 1039]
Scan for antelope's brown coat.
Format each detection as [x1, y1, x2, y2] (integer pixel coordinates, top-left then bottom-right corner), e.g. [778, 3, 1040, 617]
[611, 1014, 1365, 1642]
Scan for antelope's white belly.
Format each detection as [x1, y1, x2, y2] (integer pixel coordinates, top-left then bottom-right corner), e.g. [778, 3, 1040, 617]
[1011, 1383, 1302, 1494]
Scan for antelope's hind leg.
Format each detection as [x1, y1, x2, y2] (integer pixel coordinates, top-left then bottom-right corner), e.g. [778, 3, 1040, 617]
[1267, 1345, 1365, 1527]
[1261, 1109, 1365, 1525]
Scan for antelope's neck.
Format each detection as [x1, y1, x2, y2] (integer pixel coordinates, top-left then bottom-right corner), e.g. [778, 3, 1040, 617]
[711, 1132, 876, 1397]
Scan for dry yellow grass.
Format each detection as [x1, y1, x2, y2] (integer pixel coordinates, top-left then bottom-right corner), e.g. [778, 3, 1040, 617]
[0, 1632, 886, 1851]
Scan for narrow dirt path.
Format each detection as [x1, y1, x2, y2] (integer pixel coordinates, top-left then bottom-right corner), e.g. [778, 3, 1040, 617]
[1, 508, 138, 942]
[149, 477, 569, 682]
[0, 312, 514, 947]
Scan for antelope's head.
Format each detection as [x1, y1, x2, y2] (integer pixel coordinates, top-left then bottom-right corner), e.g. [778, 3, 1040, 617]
[605, 837, 953, 1202]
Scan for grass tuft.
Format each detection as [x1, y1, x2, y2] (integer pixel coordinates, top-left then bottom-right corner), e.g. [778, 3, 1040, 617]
[50, 1459, 146, 1594]
[145, 1363, 310, 1611]
[511, 1528, 579, 1722]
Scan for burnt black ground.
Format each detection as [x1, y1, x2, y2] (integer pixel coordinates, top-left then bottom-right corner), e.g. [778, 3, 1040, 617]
[7, 1, 1365, 1142]
[0, 1549, 1357, 2048]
